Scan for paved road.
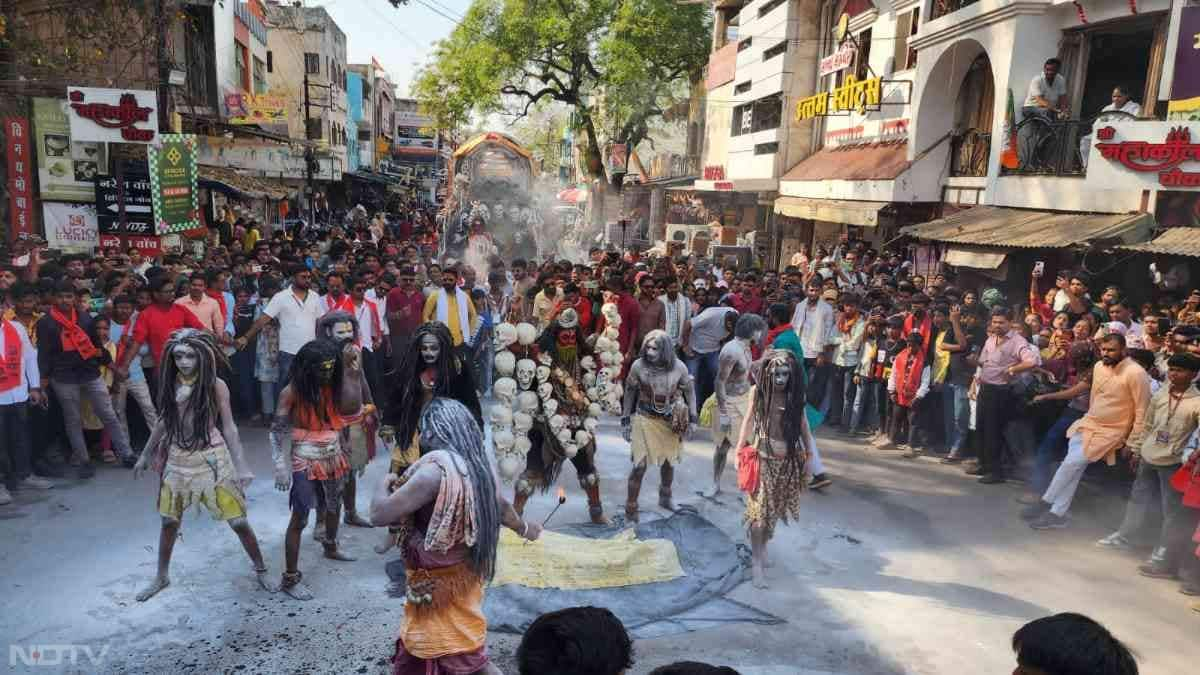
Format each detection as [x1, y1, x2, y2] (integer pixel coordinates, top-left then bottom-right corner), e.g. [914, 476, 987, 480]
[1, 414, 1196, 674]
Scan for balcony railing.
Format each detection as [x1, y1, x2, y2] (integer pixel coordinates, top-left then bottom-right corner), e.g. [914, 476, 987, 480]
[1002, 118, 1091, 177]
[950, 129, 991, 177]
[930, 0, 981, 21]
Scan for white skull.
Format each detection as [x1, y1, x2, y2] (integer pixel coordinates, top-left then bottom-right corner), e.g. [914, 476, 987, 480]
[596, 369, 611, 390]
[602, 365, 621, 382]
[583, 373, 596, 387]
[493, 323, 518, 351]
[494, 378, 518, 406]
[603, 326, 619, 341]
[586, 386, 600, 401]
[536, 365, 551, 383]
[601, 303, 621, 326]
[609, 383, 623, 402]
[556, 428, 574, 446]
[542, 399, 558, 417]
[580, 356, 597, 371]
[494, 351, 517, 378]
[537, 382, 553, 400]
[517, 391, 539, 413]
[584, 417, 598, 434]
[563, 440, 579, 458]
[516, 359, 536, 390]
[537, 352, 552, 366]
[514, 436, 532, 457]
[548, 414, 565, 434]
[595, 336, 614, 353]
[599, 350, 617, 366]
[493, 429, 515, 454]
[588, 402, 602, 417]
[516, 322, 537, 345]
[490, 406, 513, 429]
[574, 429, 591, 447]
[513, 411, 533, 435]
[498, 455, 522, 481]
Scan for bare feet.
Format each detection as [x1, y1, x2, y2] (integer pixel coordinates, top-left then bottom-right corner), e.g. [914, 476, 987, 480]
[589, 510, 610, 526]
[375, 531, 398, 555]
[255, 568, 278, 593]
[312, 521, 327, 543]
[658, 496, 675, 512]
[343, 511, 373, 528]
[323, 544, 357, 562]
[280, 573, 313, 601]
[136, 576, 170, 602]
[751, 564, 768, 589]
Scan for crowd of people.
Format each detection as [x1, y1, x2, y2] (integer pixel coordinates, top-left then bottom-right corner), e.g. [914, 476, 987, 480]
[1, 208, 1198, 670]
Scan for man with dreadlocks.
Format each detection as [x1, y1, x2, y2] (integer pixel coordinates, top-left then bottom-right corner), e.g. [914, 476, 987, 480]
[734, 349, 812, 589]
[132, 329, 272, 601]
[378, 321, 482, 554]
[272, 338, 356, 600]
[621, 329, 695, 522]
[371, 397, 541, 675]
[710, 313, 767, 497]
[316, 311, 377, 533]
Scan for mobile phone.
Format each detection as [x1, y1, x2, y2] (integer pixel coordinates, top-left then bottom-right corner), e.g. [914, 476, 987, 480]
[252, 264, 263, 273]
[1032, 261, 1045, 277]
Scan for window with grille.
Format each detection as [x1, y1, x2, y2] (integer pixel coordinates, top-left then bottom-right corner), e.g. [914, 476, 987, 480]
[735, 81, 752, 95]
[764, 40, 787, 61]
[304, 53, 320, 75]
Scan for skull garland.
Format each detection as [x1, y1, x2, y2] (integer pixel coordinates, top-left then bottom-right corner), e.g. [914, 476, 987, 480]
[493, 323, 518, 352]
[494, 351, 517, 378]
[515, 359, 536, 390]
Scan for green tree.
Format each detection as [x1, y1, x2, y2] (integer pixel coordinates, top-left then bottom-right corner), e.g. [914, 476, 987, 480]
[507, 103, 570, 175]
[412, 0, 709, 181]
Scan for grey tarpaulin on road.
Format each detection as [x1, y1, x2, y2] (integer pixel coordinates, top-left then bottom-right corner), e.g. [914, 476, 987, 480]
[386, 507, 786, 639]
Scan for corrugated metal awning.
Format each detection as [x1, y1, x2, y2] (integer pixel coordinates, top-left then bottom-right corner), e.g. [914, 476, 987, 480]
[943, 245, 1007, 269]
[780, 141, 910, 182]
[774, 197, 891, 227]
[197, 166, 291, 200]
[901, 206, 1153, 248]
[1115, 228, 1200, 258]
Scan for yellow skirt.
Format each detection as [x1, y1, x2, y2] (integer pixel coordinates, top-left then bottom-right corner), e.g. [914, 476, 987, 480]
[399, 563, 487, 659]
[156, 442, 246, 521]
[630, 414, 682, 467]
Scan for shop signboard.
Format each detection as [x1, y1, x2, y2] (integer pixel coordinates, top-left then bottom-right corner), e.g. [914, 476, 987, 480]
[42, 202, 99, 252]
[95, 174, 155, 235]
[66, 87, 157, 144]
[819, 43, 856, 77]
[194, 136, 338, 180]
[99, 233, 161, 256]
[148, 134, 201, 235]
[5, 116, 35, 242]
[223, 90, 289, 125]
[1087, 120, 1200, 191]
[794, 75, 884, 121]
[1167, 7, 1200, 120]
[32, 98, 109, 202]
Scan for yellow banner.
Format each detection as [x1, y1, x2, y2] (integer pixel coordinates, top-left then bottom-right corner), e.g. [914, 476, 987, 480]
[224, 91, 289, 125]
[795, 75, 883, 122]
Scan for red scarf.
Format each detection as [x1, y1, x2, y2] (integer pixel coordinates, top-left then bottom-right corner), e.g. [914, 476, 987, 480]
[904, 312, 933, 351]
[893, 346, 926, 407]
[325, 293, 354, 314]
[206, 289, 227, 324]
[837, 311, 860, 335]
[49, 306, 98, 361]
[356, 299, 383, 349]
[0, 321, 22, 392]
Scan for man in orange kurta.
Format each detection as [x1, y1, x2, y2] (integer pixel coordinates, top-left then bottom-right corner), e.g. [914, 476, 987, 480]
[1025, 334, 1152, 529]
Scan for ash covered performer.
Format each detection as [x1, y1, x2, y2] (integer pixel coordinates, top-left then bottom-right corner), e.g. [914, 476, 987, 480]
[316, 311, 377, 532]
[735, 349, 812, 589]
[379, 322, 483, 553]
[132, 329, 273, 601]
[513, 308, 608, 524]
[272, 339, 356, 600]
[621, 329, 695, 522]
[371, 398, 541, 675]
[710, 314, 767, 497]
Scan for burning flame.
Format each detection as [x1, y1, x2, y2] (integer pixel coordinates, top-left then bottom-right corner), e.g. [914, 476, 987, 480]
[557, 487, 566, 501]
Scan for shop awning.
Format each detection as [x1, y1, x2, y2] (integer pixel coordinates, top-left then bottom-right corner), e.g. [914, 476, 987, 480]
[901, 206, 1153, 248]
[781, 141, 910, 182]
[1115, 228, 1200, 258]
[198, 166, 291, 200]
[773, 197, 891, 227]
[943, 245, 1008, 269]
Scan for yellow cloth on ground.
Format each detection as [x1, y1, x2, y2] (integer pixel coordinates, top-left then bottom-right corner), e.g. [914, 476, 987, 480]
[492, 527, 685, 590]
[631, 414, 682, 466]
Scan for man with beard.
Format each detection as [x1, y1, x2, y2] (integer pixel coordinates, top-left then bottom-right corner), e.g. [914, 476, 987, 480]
[316, 312, 377, 532]
[386, 267, 425, 373]
[379, 322, 483, 553]
[1023, 333, 1151, 529]
[237, 264, 322, 399]
[622, 330, 694, 522]
[659, 277, 692, 349]
[634, 274, 666, 354]
[421, 265, 477, 355]
[272, 339, 357, 600]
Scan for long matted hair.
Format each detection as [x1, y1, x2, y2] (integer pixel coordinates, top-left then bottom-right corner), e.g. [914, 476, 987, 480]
[754, 349, 808, 476]
[288, 339, 344, 423]
[418, 397, 500, 582]
[387, 322, 482, 449]
[157, 328, 227, 451]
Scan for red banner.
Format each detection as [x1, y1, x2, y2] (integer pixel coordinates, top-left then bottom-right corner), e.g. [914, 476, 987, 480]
[4, 117, 35, 243]
[99, 233, 162, 257]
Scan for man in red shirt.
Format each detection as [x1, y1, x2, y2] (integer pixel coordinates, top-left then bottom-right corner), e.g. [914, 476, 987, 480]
[385, 266, 425, 372]
[115, 276, 205, 378]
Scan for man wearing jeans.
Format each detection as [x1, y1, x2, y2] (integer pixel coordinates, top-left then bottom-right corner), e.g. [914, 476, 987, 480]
[970, 307, 1040, 484]
[791, 279, 835, 413]
[37, 280, 136, 478]
[237, 264, 321, 402]
[830, 293, 865, 430]
[0, 310, 51, 505]
[109, 295, 158, 450]
[938, 305, 982, 463]
[1024, 334, 1151, 529]
[680, 303, 738, 411]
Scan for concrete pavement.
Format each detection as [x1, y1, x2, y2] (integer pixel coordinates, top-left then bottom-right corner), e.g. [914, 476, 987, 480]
[1, 416, 1197, 674]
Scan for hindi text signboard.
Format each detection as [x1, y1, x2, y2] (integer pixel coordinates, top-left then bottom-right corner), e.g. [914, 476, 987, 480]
[95, 174, 155, 235]
[5, 117, 35, 242]
[148, 135, 201, 235]
[1087, 120, 1200, 190]
[42, 202, 98, 252]
[66, 87, 157, 144]
[32, 98, 109, 202]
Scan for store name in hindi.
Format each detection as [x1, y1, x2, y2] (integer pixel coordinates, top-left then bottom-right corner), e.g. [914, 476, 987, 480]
[68, 90, 155, 142]
[1095, 126, 1200, 187]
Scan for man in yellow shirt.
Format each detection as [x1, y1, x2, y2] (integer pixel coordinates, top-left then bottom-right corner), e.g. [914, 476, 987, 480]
[422, 265, 477, 348]
[242, 220, 262, 254]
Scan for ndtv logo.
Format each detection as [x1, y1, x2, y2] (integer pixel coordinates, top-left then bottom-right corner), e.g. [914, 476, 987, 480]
[9, 644, 110, 667]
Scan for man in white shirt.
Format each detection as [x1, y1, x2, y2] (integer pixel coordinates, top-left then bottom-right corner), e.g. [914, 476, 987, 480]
[1020, 58, 1069, 169]
[791, 278, 836, 412]
[1080, 85, 1142, 167]
[349, 272, 387, 401]
[237, 264, 322, 401]
[0, 314, 51, 504]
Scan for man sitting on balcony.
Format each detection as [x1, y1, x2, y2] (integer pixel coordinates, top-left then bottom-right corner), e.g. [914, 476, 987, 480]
[1018, 58, 1070, 169]
[1079, 86, 1142, 168]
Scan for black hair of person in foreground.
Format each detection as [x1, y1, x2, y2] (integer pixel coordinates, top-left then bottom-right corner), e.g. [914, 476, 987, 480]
[517, 606, 634, 675]
[648, 663, 741, 675]
[1011, 612, 1137, 675]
